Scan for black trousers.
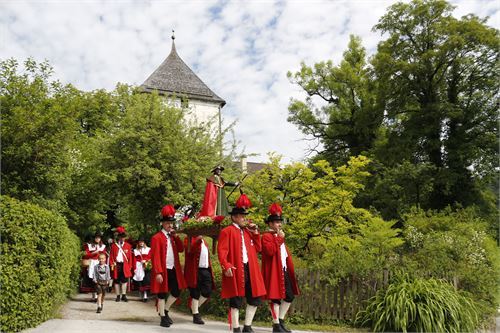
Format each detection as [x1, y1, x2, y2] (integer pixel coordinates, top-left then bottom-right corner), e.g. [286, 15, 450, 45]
[271, 269, 295, 304]
[189, 268, 213, 299]
[114, 263, 128, 283]
[229, 263, 262, 309]
[158, 268, 181, 299]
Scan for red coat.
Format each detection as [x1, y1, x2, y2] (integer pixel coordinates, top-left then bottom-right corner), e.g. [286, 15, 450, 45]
[150, 231, 187, 294]
[217, 224, 266, 299]
[261, 232, 300, 300]
[184, 237, 216, 289]
[109, 241, 133, 279]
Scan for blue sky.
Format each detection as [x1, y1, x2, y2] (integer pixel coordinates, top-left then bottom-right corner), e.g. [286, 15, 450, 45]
[1, 0, 499, 163]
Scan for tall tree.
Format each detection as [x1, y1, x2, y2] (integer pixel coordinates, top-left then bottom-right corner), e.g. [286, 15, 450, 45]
[372, 0, 499, 208]
[0, 58, 80, 211]
[287, 35, 382, 165]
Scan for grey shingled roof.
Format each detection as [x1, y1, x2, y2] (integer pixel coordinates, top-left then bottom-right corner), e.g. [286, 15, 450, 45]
[141, 40, 226, 106]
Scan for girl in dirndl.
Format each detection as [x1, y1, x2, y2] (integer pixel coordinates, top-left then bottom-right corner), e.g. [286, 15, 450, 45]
[82, 231, 107, 301]
[132, 236, 151, 302]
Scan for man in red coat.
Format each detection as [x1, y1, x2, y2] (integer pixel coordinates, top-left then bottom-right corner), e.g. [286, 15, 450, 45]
[184, 235, 216, 324]
[150, 205, 187, 328]
[109, 226, 133, 302]
[217, 194, 266, 333]
[261, 204, 300, 333]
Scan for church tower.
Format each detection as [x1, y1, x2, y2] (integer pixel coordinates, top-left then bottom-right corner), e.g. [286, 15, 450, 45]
[141, 33, 225, 132]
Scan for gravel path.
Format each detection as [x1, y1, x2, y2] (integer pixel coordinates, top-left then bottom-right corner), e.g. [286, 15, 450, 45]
[21, 292, 318, 333]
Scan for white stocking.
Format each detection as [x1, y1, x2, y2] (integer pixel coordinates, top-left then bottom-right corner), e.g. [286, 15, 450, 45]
[270, 303, 280, 324]
[244, 305, 257, 326]
[199, 295, 207, 306]
[158, 298, 165, 316]
[279, 301, 291, 319]
[191, 298, 199, 314]
[165, 295, 176, 311]
[231, 308, 239, 329]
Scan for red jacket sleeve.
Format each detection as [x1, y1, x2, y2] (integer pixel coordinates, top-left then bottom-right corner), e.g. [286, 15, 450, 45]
[151, 235, 163, 275]
[217, 228, 232, 271]
[262, 233, 284, 257]
[173, 234, 184, 253]
[251, 231, 262, 253]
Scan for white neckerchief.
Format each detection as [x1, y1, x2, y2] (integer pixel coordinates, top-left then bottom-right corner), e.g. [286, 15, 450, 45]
[134, 247, 150, 256]
[233, 223, 248, 264]
[199, 240, 209, 268]
[161, 229, 175, 269]
[87, 243, 106, 252]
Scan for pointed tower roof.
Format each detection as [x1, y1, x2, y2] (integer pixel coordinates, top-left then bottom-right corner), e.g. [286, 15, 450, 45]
[141, 34, 226, 107]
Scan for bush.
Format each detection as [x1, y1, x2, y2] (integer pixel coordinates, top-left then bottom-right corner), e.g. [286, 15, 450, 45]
[0, 196, 81, 332]
[356, 275, 480, 332]
[401, 207, 500, 318]
[356, 275, 479, 332]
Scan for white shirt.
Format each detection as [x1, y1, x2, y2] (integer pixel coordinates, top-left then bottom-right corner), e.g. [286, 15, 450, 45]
[161, 229, 175, 269]
[199, 240, 209, 268]
[280, 242, 288, 270]
[233, 223, 248, 264]
[116, 242, 124, 262]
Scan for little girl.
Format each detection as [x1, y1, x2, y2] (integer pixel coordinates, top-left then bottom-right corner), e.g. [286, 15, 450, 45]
[93, 253, 111, 313]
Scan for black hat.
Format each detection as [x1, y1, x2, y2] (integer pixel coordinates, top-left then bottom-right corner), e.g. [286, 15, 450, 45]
[266, 203, 284, 223]
[211, 165, 224, 172]
[229, 207, 249, 215]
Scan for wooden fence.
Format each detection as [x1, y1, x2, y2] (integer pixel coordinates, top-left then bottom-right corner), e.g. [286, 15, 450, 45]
[289, 269, 390, 321]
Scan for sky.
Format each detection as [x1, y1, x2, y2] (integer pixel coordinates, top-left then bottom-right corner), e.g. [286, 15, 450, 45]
[1, 0, 499, 164]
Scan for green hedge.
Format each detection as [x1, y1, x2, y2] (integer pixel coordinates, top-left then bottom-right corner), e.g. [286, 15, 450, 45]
[0, 196, 81, 332]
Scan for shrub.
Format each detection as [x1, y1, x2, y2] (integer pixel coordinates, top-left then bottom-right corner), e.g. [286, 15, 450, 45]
[0, 196, 81, 332]
[401, 207, 500, 318]
[356, 275, 480, 332]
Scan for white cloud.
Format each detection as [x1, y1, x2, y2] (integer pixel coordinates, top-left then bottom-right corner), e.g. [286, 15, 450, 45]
[1, 0, 498, 164]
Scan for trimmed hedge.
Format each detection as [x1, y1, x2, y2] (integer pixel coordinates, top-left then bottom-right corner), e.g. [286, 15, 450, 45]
[0, 196, 81, 332]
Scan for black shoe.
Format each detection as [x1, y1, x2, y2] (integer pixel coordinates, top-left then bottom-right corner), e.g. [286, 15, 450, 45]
[121, 295, 128, 302]
[115, 296, 121, 302]
[273, 323, 286, 332]
[242, 325, 255, 332]
[233, 328, 241, 333]
[164, 310, 173, 324]
[193, 313, 204, 324]
[142, 298, 148, 303]
[96, 307, 102, 313]
[160, 316, 171, 327]
[279, 319, 291, 332]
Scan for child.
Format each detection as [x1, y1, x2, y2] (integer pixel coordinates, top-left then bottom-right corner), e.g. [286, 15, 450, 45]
[93, 253, 111, 313]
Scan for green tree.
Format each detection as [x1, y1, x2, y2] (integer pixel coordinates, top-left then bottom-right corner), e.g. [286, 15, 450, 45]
[287, 35, 382, 165]
[98, 87, 235, 237]
[0, 58, 80, 211]
[372, 0, 499, 209]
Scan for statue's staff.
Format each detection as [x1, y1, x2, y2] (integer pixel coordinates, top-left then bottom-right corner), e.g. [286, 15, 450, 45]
[226, 173, 247, 200]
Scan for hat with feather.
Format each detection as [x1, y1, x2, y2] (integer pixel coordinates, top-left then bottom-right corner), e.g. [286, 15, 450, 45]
[161, 204, 176, 222]
[229, 193, 252, 215]
[266, 203, 284, 223]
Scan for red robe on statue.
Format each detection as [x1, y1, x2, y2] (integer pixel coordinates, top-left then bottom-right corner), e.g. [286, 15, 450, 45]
[261, 232, 300, 300]
[184, 237, 216, 289]
[199, 179, 218, 218]
[109, 241, 133, 279]
[150, 231, 187, 294]
[217, 224, 267, 299]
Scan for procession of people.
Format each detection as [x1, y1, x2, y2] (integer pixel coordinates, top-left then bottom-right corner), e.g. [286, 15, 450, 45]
[79, 166, 299, 332]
